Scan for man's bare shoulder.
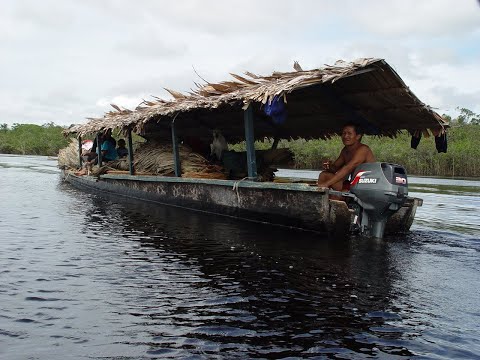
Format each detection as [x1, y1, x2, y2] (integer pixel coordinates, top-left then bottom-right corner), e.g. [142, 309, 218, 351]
[359, 144, 375, 161]
[359, 143, 373, 152]
[348, 144, 371, 155]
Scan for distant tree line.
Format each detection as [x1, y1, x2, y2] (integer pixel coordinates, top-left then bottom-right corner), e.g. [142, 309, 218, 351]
[442, 107, 480, 125]
[0, 122, 70, 156]
[1, 108, 479, 177]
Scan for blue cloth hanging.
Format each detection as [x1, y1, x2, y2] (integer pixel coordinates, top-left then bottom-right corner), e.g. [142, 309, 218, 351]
[264, 96, 287, 124]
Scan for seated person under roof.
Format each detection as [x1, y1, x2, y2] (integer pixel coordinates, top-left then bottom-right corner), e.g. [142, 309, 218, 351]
[82, 129, 117, 165]
[317, 123, 375, 191]
[116, 139, 128, 158]
[101, 132, 118, 162]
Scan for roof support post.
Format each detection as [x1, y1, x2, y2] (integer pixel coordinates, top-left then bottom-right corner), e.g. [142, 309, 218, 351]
[78, 136, 83, 168]
[271, 137, 279, 150]
[96, 133, 102, 167]
[244, 104, 257, 179]
[171, 118, 181, 177]
[127, 128, 135, 175]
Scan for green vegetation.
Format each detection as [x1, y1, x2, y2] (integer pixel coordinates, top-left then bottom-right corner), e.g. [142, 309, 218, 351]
[277, 125, 479, 177]
[232, 108, 480, 178]
[1, 108, 479, 177]
[0, 123, 70, 156]
[231, 124, 479, 177]
[0, 123, 142, 157]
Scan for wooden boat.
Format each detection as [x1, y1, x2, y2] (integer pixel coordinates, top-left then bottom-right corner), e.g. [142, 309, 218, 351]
[61, 58, 446, 237]
[62, 170, 421, 237]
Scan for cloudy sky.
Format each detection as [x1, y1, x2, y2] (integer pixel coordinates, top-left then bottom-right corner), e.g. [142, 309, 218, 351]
[1, 0, 479, 127]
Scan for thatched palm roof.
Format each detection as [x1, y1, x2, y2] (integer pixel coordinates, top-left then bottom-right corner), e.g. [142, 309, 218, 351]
[66, 58, 447, 142]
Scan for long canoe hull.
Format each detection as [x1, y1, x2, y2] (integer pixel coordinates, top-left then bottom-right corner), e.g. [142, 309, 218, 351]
[62, 171, 420, 237]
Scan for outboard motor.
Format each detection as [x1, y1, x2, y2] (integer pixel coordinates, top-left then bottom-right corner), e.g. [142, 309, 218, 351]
[348, 162, 408, 238]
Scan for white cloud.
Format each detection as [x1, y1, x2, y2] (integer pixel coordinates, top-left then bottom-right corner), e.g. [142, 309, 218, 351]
[96, 95, 144, 111]
[0, 0, 479, 127]
[334, 0, 480, 38]
[405, 61, 480, 114]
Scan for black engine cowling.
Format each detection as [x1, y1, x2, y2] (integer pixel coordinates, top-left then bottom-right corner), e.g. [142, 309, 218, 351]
[349, 162, 409, 238]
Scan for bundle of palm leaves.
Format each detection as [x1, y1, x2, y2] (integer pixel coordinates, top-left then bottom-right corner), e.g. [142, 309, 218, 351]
[59, 139, 227, 179]
[57, 139, 80, 169]
[133, 141, 224, 177]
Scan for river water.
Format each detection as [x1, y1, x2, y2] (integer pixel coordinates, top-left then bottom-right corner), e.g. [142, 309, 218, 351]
[0, 155, 479, 359]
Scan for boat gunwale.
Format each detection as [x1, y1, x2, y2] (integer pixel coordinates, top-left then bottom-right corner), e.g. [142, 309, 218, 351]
[96, 172, 328, 193]
[66, 172, 422, 206]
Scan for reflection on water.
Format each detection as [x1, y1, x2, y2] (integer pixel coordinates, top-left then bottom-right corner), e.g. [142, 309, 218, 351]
[0, 155, 479, 359]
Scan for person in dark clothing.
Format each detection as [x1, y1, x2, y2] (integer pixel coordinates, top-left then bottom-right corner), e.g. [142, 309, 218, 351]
[116, 139, 128, 158]
[82, 129, 117, 165]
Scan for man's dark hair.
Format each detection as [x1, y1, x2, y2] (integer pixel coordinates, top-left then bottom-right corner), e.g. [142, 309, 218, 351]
[343, 123, 364, 136]
[342, 123, 365, 142]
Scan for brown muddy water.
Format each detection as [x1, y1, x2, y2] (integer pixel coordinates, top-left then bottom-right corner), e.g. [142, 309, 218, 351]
[0, 155, 479, 359]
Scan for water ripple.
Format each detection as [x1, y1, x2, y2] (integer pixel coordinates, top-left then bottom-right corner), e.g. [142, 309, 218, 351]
[0, 155, 479, 359]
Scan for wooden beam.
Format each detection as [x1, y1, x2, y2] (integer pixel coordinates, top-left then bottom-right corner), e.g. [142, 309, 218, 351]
[171, 118, 181, 177]
[96, 133, 102, 166]
[271, 137, 279, 150]
[244, 105, 257, 179]
[340, 67, 378, 79]
[78, 136, 83, 168]
[127, 128, 135, 175]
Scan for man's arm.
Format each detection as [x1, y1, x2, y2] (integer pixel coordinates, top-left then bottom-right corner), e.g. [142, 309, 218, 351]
[320, 146, 368, 188]
[331, 152, 345, 173]
[324, 152, 345, 173]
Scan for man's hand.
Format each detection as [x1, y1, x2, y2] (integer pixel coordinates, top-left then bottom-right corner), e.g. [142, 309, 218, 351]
[322, 160, 334, 173]
[317, 182, 329, 188]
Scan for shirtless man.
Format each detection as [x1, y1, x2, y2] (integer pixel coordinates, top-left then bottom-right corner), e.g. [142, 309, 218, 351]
[317, 124, 375, 190]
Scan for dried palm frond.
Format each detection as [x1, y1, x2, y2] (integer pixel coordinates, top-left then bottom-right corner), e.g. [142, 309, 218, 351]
[107, 159, 129, 171]
[64, 57, 448, 139]
[293, 61, 303, 72]
[133, 141, 221, 176]
[58, 139, 80, 169]
[110, 104, 122, 111]
[165, 88, 186, 100]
